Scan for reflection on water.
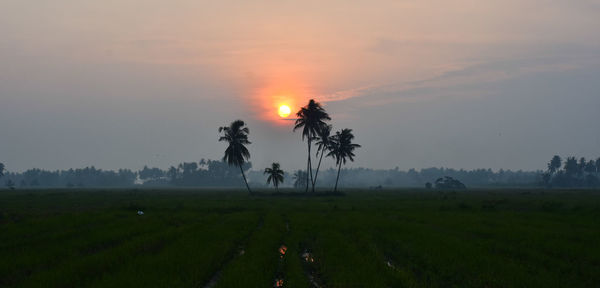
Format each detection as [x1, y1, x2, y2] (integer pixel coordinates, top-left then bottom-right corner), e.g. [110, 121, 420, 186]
[274, 278, 284, 287]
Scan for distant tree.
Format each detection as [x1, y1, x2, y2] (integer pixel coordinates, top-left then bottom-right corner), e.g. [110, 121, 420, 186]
[312, 124, 333, 191]
[584, 160, 596, 174]
[548, 155, 561, 174]
[578, 157, 587, 176]
[541, 173, 552, 187]
[425, 182, 432, 189]
[294, 99, 331, 193]
[434, 176, 466, 189]
[5, 179, 15, 190]
[327, 128, 360, 193]
[167, 166, 178, 183]
[219, 120, 252, 194]
[179, 162, 198, 176]
[0, 163, 4, 179]
[585, 174, 599, 187]
[293, 170, 307, 189]
[564, 157, 578, 176]
[20, 180, 27, 187]
[596, 158, 600, 174]
[264, 163, 284, 192]
[139, 166, 165, 181]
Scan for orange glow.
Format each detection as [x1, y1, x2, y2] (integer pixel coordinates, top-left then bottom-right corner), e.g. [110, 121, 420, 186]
[279, 245, 287, 258]
[278, 105, 291, 118]
[244, 69, 314, 126]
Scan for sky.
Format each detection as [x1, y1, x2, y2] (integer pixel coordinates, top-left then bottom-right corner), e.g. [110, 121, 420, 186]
[1, 0, 599, 172]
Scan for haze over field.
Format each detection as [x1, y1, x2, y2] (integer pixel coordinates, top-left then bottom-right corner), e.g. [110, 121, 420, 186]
[1, 1, 599, 172]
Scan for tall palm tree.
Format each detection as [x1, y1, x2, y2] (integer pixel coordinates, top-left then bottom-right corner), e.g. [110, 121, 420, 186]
[294, 99, 331, 193]
[312, 125, 333, 191]
[327, 129, 360, 193]
[264, 163, 284, 192]
[219, 120, 252, 194]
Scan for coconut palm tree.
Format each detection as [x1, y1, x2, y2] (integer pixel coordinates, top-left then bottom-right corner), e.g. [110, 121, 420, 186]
[293, 99, 331, 193]
[264, 163, 284, 192]
[312, 125, 333, 191]
[219, 120, 252, 194]
[327, 129, 360, 193]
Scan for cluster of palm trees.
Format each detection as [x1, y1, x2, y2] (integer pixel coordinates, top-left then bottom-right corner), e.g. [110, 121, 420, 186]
[218, 99, 360, 194]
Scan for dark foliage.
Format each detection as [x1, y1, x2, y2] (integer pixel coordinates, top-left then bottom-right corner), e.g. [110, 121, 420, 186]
[219, 120, 252, 193]
[542, 155, 599, 187]
[294, 99, 331, 192]
[434, 176, 467, 189]
[264, 163, 284, 191]
[327, 128, 361, 192]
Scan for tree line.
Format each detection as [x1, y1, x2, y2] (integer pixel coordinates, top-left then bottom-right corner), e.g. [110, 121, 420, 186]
[542, 155, 600, 187]
[0, 160, 582, 189]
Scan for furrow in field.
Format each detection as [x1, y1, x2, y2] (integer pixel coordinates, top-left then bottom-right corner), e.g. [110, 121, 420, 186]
[201, 213, 265, 288]
[213, 212, 286, 288]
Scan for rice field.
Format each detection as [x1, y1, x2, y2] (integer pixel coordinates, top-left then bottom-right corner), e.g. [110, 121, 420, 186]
[1, 188, 599, 287]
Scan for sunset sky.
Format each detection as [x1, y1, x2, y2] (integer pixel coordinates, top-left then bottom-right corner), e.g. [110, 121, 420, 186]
[1, 1, 599, 172]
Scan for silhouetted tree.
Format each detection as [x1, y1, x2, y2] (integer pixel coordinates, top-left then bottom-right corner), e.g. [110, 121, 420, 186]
[264, 163, 284, 192]
[219, 120, 252, 194]
[167, 166, 178, 183]
[0, 163, 4, 178]
[294, 99, 331, 193]
[548, 155, 561, 174]
[578, 157, 587, 176]
[541, 173, 552, 187]
[543, 155, 600, 187]
[584, 160, 596, 174]
[434, 176, 466, 189]
[293, 170, 307, 189]
[312, 124, 333, 191]
[327, 128, 360, 192]
[564, 157, 578, 176]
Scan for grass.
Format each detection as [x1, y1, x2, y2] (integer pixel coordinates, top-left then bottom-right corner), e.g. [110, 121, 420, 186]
[0, 188, 599, 287]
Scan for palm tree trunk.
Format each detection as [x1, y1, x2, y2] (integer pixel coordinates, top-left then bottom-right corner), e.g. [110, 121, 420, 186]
[306, 139, 311, 193]
[312, 148, 325, 192]
[334, 161, 342, 193]
[309, 137, 315, 192]
[239, 165, 252, 194]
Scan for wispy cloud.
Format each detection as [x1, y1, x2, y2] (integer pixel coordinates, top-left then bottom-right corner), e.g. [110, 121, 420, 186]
[319, 51, 600, 106]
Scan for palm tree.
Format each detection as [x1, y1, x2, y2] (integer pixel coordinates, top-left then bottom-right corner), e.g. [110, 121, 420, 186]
[548, 155, 561, 174]
[219, 120, 252, 194]
[312, 125, 333, 191]
[327, 129, 360, 192]
[294, 99, 331, 193]
[264, 163, 284, 192]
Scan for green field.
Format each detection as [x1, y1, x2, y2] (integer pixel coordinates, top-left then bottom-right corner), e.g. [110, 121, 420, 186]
[1, 188, 599, 287]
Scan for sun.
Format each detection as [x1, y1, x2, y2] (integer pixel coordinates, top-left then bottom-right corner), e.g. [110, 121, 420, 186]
[278, 105, 291, 118]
